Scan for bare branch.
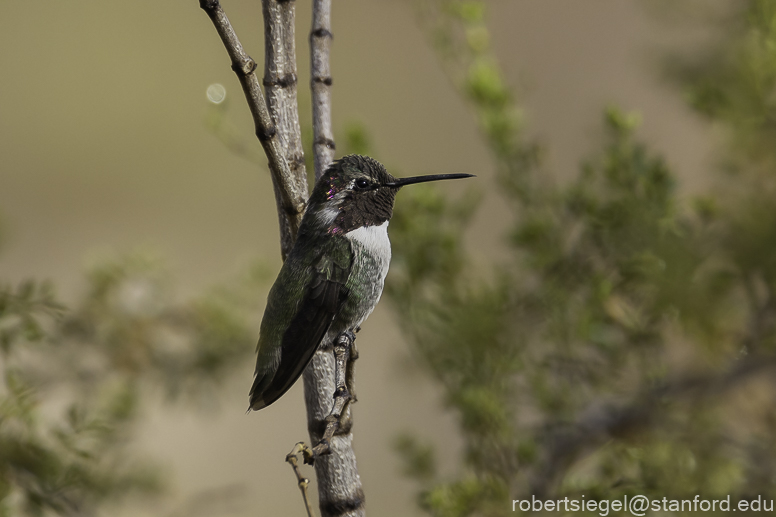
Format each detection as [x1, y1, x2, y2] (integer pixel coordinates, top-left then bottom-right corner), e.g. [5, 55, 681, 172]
[530, 354, 776, 497]
[199, 0, 306, 257]
[303, 353, 365, 517]
[261, 0, 310, 256]
[304, 3, 365, 516]
[310, 0, 335, 179]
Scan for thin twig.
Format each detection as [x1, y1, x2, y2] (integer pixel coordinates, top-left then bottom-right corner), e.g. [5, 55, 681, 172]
[310, 0, 335, 180]
[199, 0, 306, 255]
[286, 443, 316, 517]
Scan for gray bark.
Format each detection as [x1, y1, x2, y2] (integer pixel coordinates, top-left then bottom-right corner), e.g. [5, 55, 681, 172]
[199, 0, 305, 251]
[304, 1, 366, 515]
[261, 0, 310, 257]
[304, 351, 365, 517]
[310, 0, 336, 181]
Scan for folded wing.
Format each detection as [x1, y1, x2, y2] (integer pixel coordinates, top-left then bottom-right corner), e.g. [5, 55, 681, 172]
[249, 251, 351, 410]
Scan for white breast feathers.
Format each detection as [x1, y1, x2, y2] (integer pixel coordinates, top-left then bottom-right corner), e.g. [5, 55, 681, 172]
[345, 221, 391, 278]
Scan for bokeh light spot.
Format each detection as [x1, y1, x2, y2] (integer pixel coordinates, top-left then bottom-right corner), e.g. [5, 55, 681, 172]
[206, 83, 227, 104]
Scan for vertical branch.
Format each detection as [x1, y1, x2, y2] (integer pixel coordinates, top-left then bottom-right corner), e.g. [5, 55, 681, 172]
[310, 0, 335, 180]
[303, 352, 365, 517]
[304, 0, 365, 517]
[305, 2, 365, 516]
[263, 0, 364, 515]
[262, 0, 309, 257]
[199, 0, 306, 254]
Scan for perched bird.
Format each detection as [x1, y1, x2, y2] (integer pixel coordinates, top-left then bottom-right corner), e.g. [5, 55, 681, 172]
[249, 155, 472, 410]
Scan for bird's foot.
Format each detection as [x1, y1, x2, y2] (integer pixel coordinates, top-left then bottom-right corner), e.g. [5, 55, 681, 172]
[310, 386, 352, 461]
[307, 440, 328, 464]
[337, 331, 359, 402]
[308, 335, 357, 460]
[286, 439, 330, 466]
[346, 340, 359, 402]
[338, 329, 357, 346]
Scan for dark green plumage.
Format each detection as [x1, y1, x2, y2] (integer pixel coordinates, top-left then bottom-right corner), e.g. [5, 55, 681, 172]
[249, 155, 473, 410]
[249, 232, 352, 409]
[249, 156, 391, 410]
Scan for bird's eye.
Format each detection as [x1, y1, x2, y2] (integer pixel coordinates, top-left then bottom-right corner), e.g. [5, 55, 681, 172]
[355, 178, 370, 190]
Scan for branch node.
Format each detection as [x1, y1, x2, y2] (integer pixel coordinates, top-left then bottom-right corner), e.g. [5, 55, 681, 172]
[312, 76, 333, 86]
[314, 137, 336, 150]
[263, 73, 299, 88]
[199, 0, 219, 11]
[256, 125, 278, 142]
[231, 58, 257, 77]
[320, 492, 366, 517]
[311, 28, 333, 39]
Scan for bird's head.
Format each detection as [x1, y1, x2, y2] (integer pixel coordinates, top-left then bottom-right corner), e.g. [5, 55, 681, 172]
[305, 154, 473, 235]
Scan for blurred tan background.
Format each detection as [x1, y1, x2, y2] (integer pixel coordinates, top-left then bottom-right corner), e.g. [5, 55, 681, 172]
[0, 1, 712, 515]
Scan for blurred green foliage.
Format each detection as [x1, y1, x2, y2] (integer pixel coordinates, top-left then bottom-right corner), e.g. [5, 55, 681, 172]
[388, 1, 776, 516]
[0, 253, 265, 515]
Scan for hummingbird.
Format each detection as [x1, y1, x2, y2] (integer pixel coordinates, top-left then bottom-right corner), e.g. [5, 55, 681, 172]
[249, 154, 473, 410]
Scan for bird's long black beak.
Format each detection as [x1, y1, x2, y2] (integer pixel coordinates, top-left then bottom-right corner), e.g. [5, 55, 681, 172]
[382, 173, 474, 188]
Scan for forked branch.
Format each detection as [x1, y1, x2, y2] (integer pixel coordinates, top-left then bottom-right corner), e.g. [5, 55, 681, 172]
[261, 0, 310, 256]
[199, 0, 305, 252]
